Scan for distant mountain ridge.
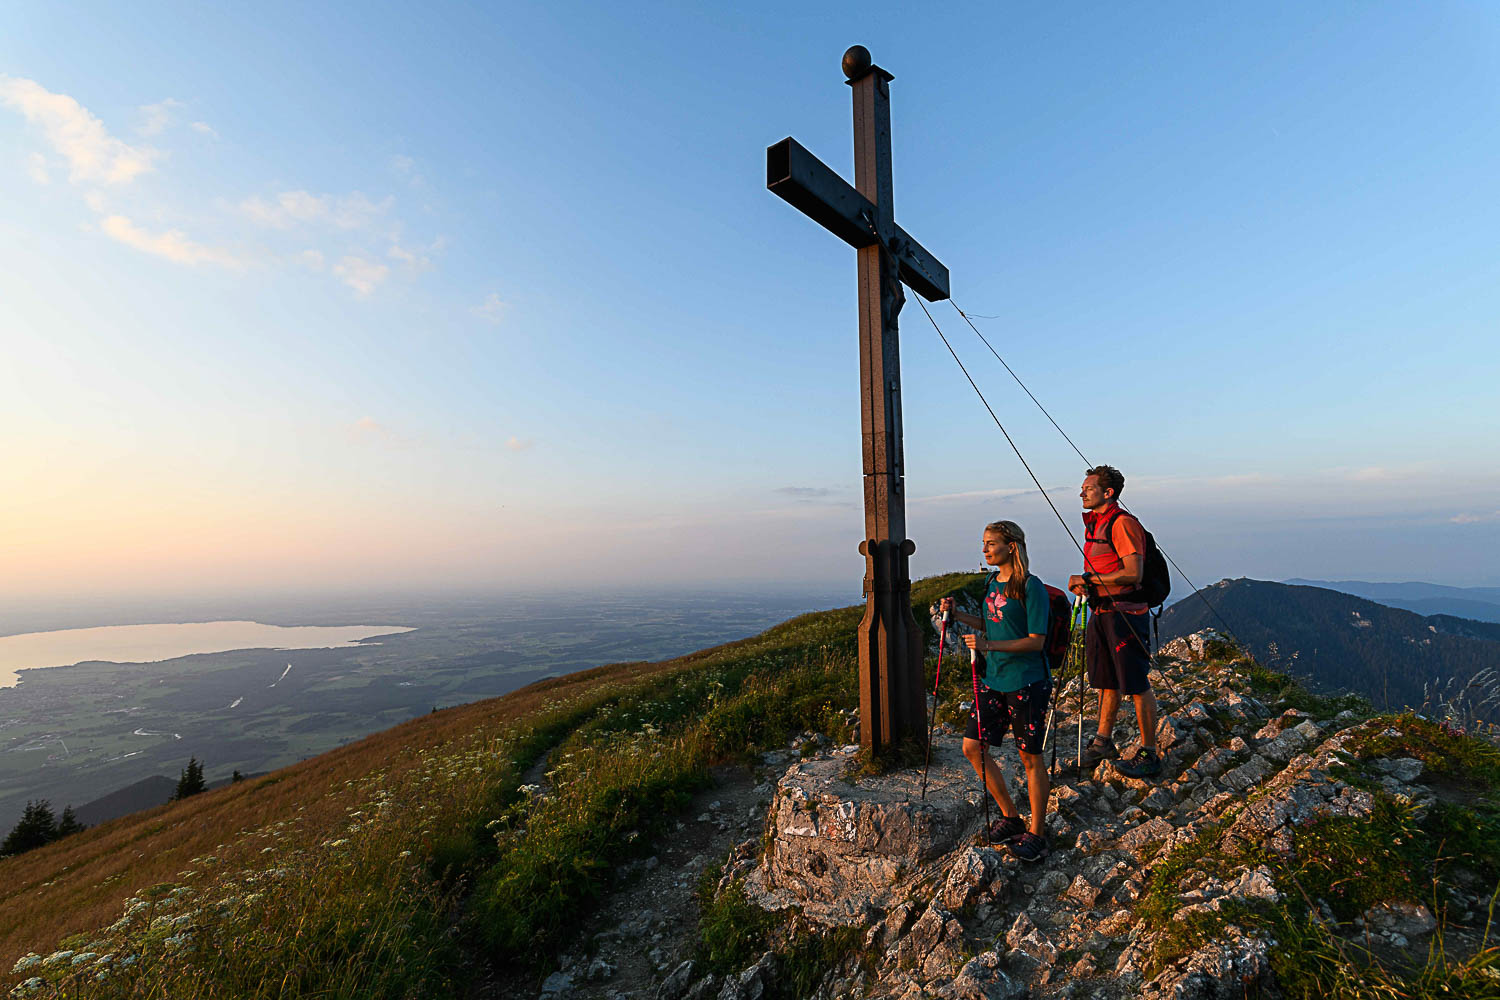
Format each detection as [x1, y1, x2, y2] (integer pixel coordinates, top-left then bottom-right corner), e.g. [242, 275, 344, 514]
[1286, 578, 1500, 624]
[1161, 578, 1500, 720]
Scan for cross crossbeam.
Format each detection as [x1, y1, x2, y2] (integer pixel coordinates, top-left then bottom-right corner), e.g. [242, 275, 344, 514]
[766, 138, 950, 302]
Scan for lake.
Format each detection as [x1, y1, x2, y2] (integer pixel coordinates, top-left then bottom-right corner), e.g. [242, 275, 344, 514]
[0, 621, 415, 687]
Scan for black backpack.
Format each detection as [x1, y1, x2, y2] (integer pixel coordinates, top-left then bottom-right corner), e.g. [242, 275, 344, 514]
[1097, 509, 1171, 609]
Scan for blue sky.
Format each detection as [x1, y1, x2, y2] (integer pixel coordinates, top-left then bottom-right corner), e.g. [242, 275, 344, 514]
[2, 2, 1498, 607]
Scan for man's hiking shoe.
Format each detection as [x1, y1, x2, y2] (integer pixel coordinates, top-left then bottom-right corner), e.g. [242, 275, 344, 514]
[986, 815, 1026, 845]
[1076, 735, 1118, 771]
[1113, 746, 1163, 779]
[1009, 832, 1048, 863]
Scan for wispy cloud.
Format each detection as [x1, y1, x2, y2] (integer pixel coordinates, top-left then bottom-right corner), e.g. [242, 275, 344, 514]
[137, 98, 184, 136]
[0, 76, 157, 184]
[332, 255, 389, 295]
[5, 75, 439, 298]
[1451, 510, 1500, 525]
[775, 486, 835, 498]
[471, 292, 508, 325]
[388, 237, 442, 272]
[239, 190, 389, 230]
[346, 416, 402, 444]
[505, 436, 534, 452]
[99, 214, 241, 268]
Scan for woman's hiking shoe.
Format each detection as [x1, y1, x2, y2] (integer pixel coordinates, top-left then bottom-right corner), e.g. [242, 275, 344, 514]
[1077, 734, 1118, 771]
[1009, 832, 1048, 863]
[1113, 746, 1163, 779]
[986, 815, 1026, 845]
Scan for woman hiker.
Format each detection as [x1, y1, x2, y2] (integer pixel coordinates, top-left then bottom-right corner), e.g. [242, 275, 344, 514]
[939, 520, 1052, 863]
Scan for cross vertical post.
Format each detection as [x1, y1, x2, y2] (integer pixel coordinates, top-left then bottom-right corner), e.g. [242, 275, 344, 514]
[765, 46, 950, 754]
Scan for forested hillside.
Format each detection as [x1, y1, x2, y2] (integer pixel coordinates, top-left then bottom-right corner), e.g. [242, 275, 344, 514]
[1161, 579, 1500, 723]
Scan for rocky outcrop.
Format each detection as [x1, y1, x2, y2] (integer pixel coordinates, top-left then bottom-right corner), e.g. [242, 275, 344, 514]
[661, 633, 1478, 1000]
[748, 740, 984, 924]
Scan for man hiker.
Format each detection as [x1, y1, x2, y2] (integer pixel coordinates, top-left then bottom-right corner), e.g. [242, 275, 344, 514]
[939, 520, 1051, 862]
[1068, 465, 1162, 779]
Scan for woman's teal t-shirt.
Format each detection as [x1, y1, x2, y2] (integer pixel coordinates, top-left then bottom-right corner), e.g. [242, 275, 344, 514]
[981, 573, 1049, 692]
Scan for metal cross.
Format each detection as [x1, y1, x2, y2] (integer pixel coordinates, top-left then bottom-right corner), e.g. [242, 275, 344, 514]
[766, 46, 950, 753]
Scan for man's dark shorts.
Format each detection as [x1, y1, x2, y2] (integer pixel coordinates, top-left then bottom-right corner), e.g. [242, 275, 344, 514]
[1086, 610, 1152, 695]
[965, 677, 1052, 754]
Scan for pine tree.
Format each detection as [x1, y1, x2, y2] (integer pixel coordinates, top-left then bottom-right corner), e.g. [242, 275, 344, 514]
[174, 757, 207, 800]
[1, 800, 58, 856]
[231, 769, 245, 784]
[55, 805, 85, 838]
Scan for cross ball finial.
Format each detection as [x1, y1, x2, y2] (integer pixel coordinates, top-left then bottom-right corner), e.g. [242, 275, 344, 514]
[842, 45, 872, 80]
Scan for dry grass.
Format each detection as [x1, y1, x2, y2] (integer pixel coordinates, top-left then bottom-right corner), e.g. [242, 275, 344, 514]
[0, 651, 702, 970]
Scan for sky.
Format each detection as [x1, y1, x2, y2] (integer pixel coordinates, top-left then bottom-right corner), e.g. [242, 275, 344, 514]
[2, 2, 1499, 613]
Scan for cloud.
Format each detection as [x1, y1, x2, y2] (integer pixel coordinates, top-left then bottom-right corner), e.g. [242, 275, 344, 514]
[1342, 464, 1429, 483]
[388, 237, 442, 272]
[505, 436, 533, 452]
[471, 292, 508, 325]
[189, 121, 218, 139]
[137, 98, 184, 136]
[776, 487, 835, 498]
[1451, 510, 1500, 525]
[0, 76, 157, 184]
[332, 255, 389, 295]
[99, 214, 241, 268]
[300, 249, 325, 271]
[27, 152, 49, 184]
[239, 190, 389, 230]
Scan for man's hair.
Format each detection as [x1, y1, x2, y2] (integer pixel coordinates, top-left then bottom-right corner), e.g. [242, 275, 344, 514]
[1085, 465, 1125, 499]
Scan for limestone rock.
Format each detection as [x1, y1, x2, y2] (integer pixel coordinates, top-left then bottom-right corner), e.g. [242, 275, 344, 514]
[716, 952, 775, 1000]
[1259, 720, 1322, 764]
[1117, 816, 1174, 856]
[1220, 755, 1276, 792]
[1365, 901, 1437, 937]
[1373, 757, 1424, 784]
[939, 847, 1002, 911]
[1063, 874, 1100, 908]
[1004, 911, 1058, 964]
[751, 741, 982, 923]
[950, 952, 1024, 1000]
[1143, 928, 1271, 1000]
[1191, 747, 1235, 778]
[539, 971, 573, 998]
[658, 961, 697, 1000]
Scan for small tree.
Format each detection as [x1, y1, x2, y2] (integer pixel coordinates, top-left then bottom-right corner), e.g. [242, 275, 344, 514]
[231, 769, 245, 784]
[2, 800, 58, 856]
[55, 805, 85, 838]
[174, 757, 206, 800]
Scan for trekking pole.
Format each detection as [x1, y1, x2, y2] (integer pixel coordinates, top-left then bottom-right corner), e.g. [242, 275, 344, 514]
[1077, 602, 1088, 781]
[1046, 596, 1085, 778]
[968, 638, 990, 840]
[921, 605, 951, 801]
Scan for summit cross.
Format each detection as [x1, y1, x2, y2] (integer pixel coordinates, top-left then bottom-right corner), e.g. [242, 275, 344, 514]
[766, 46, 951, 753]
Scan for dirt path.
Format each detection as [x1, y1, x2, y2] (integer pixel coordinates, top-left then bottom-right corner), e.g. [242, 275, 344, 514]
[475, 747, 797, 1000]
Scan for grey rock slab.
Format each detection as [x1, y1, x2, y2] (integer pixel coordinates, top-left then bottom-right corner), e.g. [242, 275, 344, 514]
[748, 741, 983, 923]
[1373, 757, 1424, 784]
[657, 961, 697, 1000]
[1365, 900, 1437, 937]
[1220, 755, 1275, 793]
[539, 971, 573, 999]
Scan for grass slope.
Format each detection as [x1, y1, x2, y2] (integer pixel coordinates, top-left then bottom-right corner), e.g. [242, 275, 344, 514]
[1, 574, 978, 998]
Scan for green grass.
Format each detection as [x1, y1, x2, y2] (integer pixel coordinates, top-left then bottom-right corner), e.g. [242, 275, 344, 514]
[6, 575, 976, 997]
[1238, 657, 1371, 718]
